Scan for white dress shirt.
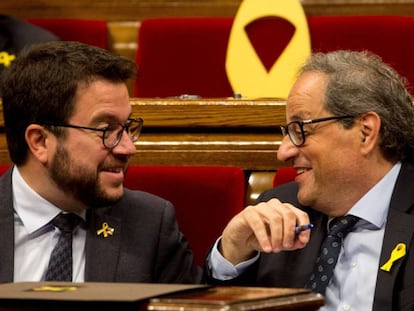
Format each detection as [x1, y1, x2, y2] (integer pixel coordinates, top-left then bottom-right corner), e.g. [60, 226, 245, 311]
[209, 162, 401, 311]
[12, 166, 86, 282]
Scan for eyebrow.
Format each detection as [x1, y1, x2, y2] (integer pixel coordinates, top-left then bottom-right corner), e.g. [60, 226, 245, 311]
[89, 113, 133, 125]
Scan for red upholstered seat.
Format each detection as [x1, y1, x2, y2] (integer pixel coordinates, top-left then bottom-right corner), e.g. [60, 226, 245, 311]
[135, 18, 234, 98]
[308, 15, 414, 93]
[124, 165, 245, 266]
[0, 165, 10, 176]
[27, 18, 108, 49]
[273, 167, 297, 187]
[135, 15, 414, 97]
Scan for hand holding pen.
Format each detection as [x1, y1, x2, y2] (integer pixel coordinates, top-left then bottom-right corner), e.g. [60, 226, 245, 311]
[295, 223, 314, 235]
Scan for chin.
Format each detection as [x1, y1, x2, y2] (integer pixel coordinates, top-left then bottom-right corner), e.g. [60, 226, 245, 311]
[90, 185, 124, 207]
[297, 188, 313, 207]
[105, 186, 124, 201]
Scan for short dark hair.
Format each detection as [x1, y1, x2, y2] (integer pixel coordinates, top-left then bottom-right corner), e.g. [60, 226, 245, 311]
[1, 41, 137, 165]
[301, 50, 414, 162]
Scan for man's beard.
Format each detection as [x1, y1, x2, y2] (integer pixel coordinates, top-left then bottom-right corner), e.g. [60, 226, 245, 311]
[49, 143, 123, 208]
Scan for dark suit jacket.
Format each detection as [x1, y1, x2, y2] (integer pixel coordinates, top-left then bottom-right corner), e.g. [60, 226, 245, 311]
[206, 161, 414, 311]
[0, 168, 202, 284]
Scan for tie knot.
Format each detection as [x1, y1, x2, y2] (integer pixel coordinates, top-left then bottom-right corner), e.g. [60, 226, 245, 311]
[51, 213, 81, 233]
[329, 215, 359, 238]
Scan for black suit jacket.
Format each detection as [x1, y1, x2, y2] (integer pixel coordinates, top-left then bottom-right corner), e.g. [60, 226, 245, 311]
[0, 168, 202, 284]
[206, 161, 414, 310]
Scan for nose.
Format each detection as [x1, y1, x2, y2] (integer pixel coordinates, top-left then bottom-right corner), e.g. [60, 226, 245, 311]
[277, 135, 299, 162]
[111, 130, 137, 156]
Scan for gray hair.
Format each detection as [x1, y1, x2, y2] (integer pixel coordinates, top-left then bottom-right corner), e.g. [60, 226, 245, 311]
[301, 50, 414, 162]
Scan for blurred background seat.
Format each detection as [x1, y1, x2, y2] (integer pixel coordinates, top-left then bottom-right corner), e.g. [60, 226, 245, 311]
[27, 18, 109, 49]
[134, 17, 234, 98]
[124, 165, 246, 266]
[134, 15, 414, 98]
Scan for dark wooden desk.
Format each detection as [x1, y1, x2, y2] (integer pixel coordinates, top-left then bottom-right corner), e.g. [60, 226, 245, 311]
[0, 282, 324, 311]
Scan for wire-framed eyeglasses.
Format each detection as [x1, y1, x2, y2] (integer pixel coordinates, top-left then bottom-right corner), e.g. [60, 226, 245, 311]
[280, 115, 355, 147]
[40, 117, 144, 149]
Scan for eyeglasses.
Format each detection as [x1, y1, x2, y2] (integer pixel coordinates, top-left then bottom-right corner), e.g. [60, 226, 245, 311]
[40, 118, 144, 149]
[280, 115, 355, 147]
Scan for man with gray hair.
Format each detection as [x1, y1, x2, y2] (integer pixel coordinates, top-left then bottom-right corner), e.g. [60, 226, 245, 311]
[206, 50, 414, 310]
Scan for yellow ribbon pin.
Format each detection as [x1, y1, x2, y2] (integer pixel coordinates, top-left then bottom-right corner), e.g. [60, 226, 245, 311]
[97, 222, 114, 237]
[0, 51, 16, 67]
[32, 285, 78, 292]
[380, 243, 406, 272]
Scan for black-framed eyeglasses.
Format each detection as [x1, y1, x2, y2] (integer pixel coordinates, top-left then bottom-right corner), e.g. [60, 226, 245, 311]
[280, 115, 355, 147]
[40, 117, 144, 149]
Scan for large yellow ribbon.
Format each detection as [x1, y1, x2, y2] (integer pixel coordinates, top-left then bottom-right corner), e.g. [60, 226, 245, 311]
[380, 243, 406, 272]
[226, 0, 310, 98]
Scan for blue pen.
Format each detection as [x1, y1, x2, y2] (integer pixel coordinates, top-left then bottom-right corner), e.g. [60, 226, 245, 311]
[294, 223, 314, 235]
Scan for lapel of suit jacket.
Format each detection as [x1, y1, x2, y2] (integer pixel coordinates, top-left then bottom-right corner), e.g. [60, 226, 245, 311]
[84, 207, 122, 282]
[373, 161, 414, 310]
[0, 168, 15, 282]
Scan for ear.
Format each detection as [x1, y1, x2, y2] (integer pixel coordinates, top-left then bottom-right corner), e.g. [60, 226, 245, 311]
[358, 111, 381, 155]
[25, 124, 53, 164]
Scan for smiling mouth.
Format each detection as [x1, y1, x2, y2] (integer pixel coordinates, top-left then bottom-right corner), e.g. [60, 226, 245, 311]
[296, 168, 311, 175]
[103, 167, 124, 174]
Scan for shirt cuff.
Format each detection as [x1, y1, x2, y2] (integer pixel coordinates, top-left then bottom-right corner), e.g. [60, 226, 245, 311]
[208, 237, 260, 280]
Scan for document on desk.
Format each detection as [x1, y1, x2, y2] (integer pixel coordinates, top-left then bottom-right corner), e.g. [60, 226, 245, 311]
[148, 286, 324, 311]
[0, 281, 208, 308]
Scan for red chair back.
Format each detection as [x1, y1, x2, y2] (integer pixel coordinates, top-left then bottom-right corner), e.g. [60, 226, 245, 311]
[135, 18, 234, 98]
[0, 165, 10, 176]
[273, 167, 297, 187]
[27, 18, 109, 49]
[135, 15, 414, 97]
[124, 165, 245, 266]
[308, 15, 414, 92]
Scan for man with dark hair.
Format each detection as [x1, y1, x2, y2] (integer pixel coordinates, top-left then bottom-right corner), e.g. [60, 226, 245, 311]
[0, 41, 201, 283]
[206, 50, 414, 310]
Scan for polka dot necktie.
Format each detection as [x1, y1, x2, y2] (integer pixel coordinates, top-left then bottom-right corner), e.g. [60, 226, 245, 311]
[44, 213, 81, 282]
[306, 215, 359, 295]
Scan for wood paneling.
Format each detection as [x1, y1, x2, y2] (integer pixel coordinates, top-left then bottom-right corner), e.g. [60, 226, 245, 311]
[0, 1, 413, 22]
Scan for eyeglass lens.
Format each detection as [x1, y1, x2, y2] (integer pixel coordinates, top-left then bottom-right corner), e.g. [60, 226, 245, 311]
[104, 119, 142, 148]
[287, 122, 303, 146]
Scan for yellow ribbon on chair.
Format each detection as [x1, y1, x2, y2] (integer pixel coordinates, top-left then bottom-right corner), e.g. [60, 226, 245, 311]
[226, 0, 311, 99]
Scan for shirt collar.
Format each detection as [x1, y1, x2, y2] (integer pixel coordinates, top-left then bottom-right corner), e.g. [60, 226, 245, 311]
[12, 166, 85, 234]
[347, 162, 401, 229]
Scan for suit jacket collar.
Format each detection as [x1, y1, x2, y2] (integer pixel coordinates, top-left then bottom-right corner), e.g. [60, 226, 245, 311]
[0, 166, 124, 283]
[0, 168, 16, 282]
[84, 208, 122, 282]
[373, 160, 414, 309]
